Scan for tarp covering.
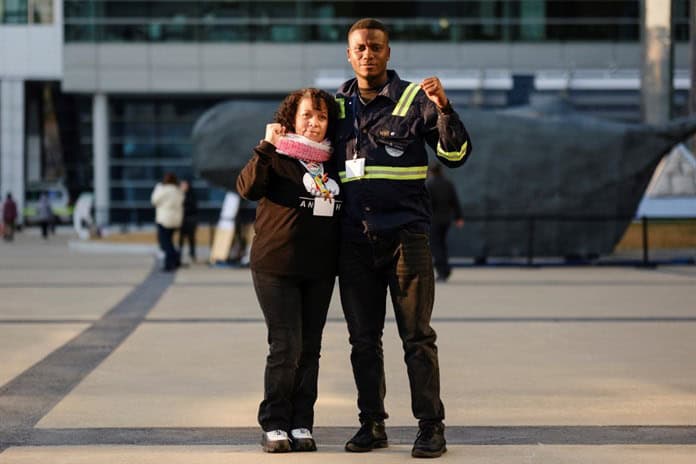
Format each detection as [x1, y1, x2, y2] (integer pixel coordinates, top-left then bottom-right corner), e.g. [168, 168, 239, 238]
[192, 98, 696, 257]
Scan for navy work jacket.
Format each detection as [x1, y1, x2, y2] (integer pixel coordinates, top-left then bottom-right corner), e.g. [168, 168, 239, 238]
[335, 70, 472, 241]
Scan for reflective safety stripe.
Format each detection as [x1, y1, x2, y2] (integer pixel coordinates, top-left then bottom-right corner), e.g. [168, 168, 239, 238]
[335, 97, 346, 119]
[391, 83, 420, 117]
[436, 141, 469, 162]
[339, 165, 428, 183]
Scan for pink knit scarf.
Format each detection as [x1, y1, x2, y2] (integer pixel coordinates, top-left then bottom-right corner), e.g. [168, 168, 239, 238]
[276, 134, 332, 163]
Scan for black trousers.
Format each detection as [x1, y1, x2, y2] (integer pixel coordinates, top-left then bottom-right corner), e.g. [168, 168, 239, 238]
[339, 229, 444, 425]
[430, 222, 451, 280]
[252, 270, 335, 432]
[40, 221, 49, 239]
[157, 224, 180, 270]
[178, 219, 197, 260]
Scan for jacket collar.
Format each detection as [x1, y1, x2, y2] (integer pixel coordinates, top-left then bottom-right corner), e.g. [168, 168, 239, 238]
[340, 70, 406, 103]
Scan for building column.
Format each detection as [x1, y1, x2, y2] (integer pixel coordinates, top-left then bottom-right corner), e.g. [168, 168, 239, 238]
[690, 0, 696, 115]
[0, 79, 25, 224]
[641, 0, 673, 125]
[93, 93, 110, 226]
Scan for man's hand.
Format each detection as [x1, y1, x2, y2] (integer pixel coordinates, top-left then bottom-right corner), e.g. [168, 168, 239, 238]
[264, 123, 286, 146]
[420, 77, 449, 110]
[455, 218, 465, 228]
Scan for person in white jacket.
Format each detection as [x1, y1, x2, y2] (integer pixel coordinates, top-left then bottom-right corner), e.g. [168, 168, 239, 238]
[151, 172, 184, 271]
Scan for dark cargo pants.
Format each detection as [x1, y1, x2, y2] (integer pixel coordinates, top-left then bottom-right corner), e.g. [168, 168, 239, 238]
[339, 229, 445, 425]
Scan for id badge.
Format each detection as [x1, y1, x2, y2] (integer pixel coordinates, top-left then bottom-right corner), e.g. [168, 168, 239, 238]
[313, 197, 334, 217]
[345, 157, 365, 179]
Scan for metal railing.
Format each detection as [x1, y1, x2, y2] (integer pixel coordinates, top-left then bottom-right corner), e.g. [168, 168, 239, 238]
[91, 209, 695, 267]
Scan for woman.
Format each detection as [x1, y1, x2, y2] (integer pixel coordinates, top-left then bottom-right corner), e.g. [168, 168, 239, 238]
[151, 172, 184, 272]
[236, 88, 341, 453]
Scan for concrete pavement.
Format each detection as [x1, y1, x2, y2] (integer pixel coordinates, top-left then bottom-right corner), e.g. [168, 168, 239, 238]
[1, 233, 695, 462]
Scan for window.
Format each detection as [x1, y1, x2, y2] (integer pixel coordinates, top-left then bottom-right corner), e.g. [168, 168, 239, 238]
[1, 0, 27, 24]
[62, 0, 689, 43]
[1, 0, 53, 24]
[28, 0, 52, 23]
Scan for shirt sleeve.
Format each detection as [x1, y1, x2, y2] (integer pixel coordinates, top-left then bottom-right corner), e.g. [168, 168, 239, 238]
[422, 98, 473, 169]
[236, 141, 275, 201]
[150, 184, 162, 206]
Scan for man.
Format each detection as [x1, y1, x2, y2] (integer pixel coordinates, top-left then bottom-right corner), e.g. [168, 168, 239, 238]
[426, 163, 465, 282]
[179, 179, 198, 263]
[335, 18, 472, 459]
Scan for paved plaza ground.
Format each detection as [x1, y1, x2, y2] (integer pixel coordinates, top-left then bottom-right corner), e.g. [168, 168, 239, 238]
[1, 232, 695, 462]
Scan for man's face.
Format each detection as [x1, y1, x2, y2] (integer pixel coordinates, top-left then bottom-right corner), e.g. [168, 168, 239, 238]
[347, 28, 390, 83]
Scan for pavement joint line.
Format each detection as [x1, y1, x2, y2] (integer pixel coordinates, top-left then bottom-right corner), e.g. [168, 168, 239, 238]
[444, 280, 696, 286]
[0, 265, 175, 436]
[88, 316, 696, 324]
[166, 281, 696, 288]
[5, 316, 696, 325]
[1, 426, 696, 447]
[0, 320, 100, 324]
[0, 283, 140, 289]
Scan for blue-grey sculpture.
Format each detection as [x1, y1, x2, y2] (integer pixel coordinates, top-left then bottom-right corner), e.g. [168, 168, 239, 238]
[192, 98, 696, 257]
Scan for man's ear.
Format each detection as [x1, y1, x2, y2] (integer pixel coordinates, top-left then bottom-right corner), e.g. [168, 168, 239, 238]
[346, 48, 351, 62]
[387, 45, 391, 61]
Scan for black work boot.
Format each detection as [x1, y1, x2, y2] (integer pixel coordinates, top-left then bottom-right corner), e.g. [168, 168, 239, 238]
[344, 420, 388, 452]
[411, 422, 447, 458]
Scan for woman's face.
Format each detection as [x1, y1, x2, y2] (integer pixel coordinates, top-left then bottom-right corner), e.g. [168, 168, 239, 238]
[294, 96, 329, 143]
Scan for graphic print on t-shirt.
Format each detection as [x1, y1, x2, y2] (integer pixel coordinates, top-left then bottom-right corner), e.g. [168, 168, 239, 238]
[299, 161, 340, 199]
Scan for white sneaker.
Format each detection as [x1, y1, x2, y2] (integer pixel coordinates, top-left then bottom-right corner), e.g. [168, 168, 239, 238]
[261, 430, 291, 453]
[290, 428, 317, 452]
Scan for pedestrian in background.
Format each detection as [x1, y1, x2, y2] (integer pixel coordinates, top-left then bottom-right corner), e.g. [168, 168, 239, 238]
[151, 172, 184, 272]
[37, 192, 53, 239]
[179, 178, 198, 263]
[2, 192, 18, 242]
[426, 163, 464, 282]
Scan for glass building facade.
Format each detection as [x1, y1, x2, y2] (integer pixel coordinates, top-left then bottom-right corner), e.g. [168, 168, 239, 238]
[1, 0, 53, 24]
[53, 0, 691, 224]
[64, 0, 690, 43]
[99, 97, 232, 223]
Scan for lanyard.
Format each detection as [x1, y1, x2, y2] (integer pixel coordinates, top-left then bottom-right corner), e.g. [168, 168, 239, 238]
[351, 94, 362, 159]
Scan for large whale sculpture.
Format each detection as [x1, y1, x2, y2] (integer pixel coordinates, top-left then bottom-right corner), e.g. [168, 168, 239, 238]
[192, 98, 696, 258]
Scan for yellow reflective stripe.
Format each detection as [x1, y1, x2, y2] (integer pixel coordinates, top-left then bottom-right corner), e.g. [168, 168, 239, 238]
[335, 97, 345, 119]
[436, 141, 469, 162]
[339, 165, 428, 183]
[391, 83, 420, 117]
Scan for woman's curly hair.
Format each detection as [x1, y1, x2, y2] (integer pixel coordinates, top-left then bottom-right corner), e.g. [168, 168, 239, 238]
[274, 88, 340, 143]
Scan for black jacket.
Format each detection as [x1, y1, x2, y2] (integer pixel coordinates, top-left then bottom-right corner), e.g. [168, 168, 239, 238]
[335, 70, 472, 240]
[236, 141, 342, 278]
[426, 174, 463, 226]
[182, 188, 198, 222]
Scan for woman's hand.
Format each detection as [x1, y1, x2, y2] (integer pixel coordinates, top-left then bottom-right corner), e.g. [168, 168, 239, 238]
[264, 123, 286, 146]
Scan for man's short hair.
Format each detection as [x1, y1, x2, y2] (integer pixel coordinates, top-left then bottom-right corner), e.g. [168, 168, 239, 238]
[348, 18, 389, 42]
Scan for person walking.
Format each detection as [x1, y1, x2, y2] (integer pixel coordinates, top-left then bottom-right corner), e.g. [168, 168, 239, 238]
[2, 193, 18, 242]
[37, 193, 53, 239]
[426, 163, 464, 282]
[334, 18, 472, 458]
[178, 179, 198, 262]
[151, 172, 184, 272]
[236, 88, 342, 453]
